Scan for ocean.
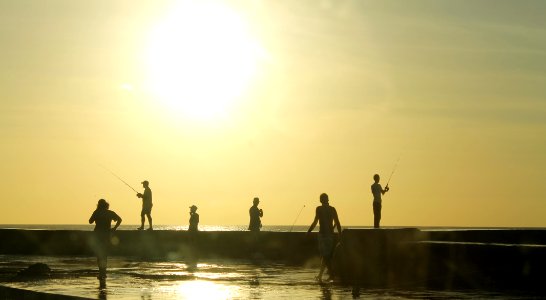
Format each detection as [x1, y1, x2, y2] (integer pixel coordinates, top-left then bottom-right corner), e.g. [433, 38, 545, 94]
[3, 224, 542, 232]
[1, 225, 544, 299]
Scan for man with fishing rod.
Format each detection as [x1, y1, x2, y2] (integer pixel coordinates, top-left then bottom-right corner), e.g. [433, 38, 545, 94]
[371, 174, 390, 229]
[99, 166, 155, 231]
[371, 158, 398, 228]
[137, 180, 153, 231]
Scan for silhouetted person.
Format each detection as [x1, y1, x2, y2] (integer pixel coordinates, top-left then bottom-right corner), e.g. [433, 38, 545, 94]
[371, 174, 389, 228]
[248, 197, 263, 232]
[89, 199, 121, 281]
[307, 193, 342, 283]
[137, 180, 153, 230]
[188, 205, 199, 232]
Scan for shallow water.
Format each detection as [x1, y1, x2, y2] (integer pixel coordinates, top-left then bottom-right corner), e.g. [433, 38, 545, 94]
[0, 255, 540, 299]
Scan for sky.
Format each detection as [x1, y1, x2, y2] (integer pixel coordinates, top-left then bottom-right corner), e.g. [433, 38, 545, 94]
[1, 0, 545, 227]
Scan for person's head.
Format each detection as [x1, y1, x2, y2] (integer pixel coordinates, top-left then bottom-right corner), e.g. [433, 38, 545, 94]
[253, 197, 260, 205]
[320, 193, 329, 204]
[142, 180, 149, 187]
[97, 199, 109, 210]
[190, 205, 197, 212]
[373, 174, 380, 183]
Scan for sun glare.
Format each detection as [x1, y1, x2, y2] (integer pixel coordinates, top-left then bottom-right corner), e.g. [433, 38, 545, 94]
[174, 280, 238, 299]
[146, 0, 264, 122]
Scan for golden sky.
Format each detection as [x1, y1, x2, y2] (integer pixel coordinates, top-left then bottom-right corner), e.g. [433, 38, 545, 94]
[1, 0, 545, 227]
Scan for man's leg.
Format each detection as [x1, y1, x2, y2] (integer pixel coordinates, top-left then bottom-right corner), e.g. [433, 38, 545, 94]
[97, 255, 107, 280]
[146, 213, 153, 230]
[373, 202, 381, 228]
[316, 258, 326, 282]
[325, 257, 334, 281]
[139, 212, 145, 230]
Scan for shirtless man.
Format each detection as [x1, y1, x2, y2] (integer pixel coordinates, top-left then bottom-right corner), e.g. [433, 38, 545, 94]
[371, 174, 389, 228]
[307, 193, 342, 282]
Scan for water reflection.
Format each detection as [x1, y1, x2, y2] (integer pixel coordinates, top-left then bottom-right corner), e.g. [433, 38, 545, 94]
[1, 255, 535, 299]
[174, 280, 239, 299]
[248, 275, 261, 299]
[320, 283, 332, 300]
[98, 286, 107, 300]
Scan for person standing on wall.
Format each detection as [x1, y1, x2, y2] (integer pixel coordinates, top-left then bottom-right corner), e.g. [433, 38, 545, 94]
[188, 205, 199, 232]
[137, 180, 153, 230]
[371, 174, 389, 228]
[248, 197, 263, 232]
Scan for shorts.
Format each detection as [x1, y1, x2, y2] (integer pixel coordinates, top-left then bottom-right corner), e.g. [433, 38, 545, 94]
[141, 204, 153, 215]
[318, 234, 335, 258]
[92, 231, 111, 258]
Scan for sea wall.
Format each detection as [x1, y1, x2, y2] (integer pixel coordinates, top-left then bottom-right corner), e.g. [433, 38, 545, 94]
[334, 228, 546, 291]
[0, 229, 317, 264]
[1, 228, 545, 290]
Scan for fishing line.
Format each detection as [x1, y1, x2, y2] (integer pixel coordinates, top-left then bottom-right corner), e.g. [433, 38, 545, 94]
[386, 157, 401, 187]
[98, 164, 139, 194]
[289, 205, 306, 232]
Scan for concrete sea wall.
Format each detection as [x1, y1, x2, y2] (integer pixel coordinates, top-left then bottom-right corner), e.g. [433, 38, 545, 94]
[0, 229, 316, 263]
[1, 228, 545, 290]
[335, 228, 546, 290]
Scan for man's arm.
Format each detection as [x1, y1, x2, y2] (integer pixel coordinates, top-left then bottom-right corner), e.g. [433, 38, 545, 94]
[307, 208, 319, 233]
[112, 213, 122, 231]
[89, 211, 96, 224]
[380, 184, 388, 195]
[333, 208, 342, 235]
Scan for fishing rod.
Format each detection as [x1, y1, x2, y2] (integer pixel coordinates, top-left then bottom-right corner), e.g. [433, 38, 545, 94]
[99, 164, 139, 194]
[289, 205, 305, 232]
[385, 157, 400, 188]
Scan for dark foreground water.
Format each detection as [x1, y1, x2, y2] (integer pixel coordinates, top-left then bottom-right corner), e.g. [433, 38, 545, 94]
[0, 255, 541, 299]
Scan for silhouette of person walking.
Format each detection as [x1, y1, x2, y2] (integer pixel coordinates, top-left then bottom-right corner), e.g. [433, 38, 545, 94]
[248, 197, 263, 232]
[137, 180, 153, 230]
[89, 199, 122, 281]
[307, 193, 342, 283]
[188, 205, 199, 232]
[371, 174, 389, 228]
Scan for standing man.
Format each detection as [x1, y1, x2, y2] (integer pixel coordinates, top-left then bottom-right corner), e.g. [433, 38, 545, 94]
[248, 197, 263, 232]
[371, 174, 389, 228]
[307, 193, 342, 283]
[137, 180, 153, 230]
[89, 199, 122, 282]
[188, 205, 199, 232]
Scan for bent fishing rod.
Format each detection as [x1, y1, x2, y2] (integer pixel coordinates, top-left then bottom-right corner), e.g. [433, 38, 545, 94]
[99, 164, 139, 194]
[289, 205, 306, 232]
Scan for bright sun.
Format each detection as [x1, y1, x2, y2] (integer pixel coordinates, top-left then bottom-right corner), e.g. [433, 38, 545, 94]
[146, 0, 264, 122]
